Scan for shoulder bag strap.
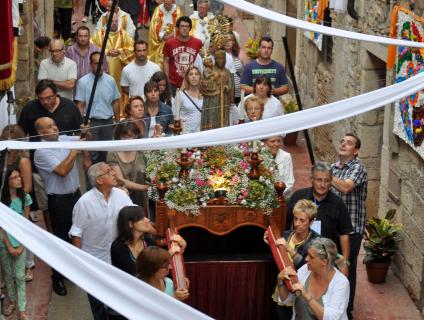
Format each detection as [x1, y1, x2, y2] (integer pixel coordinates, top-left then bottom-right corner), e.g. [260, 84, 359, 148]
[182, 90, 202, 113]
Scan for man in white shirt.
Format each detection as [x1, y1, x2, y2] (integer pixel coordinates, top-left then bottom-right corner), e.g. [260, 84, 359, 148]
[34, 117, 82, 296]
[120, 40, 161, 97]
[38, 39, 77, 100]
[70, 162, 132, 320]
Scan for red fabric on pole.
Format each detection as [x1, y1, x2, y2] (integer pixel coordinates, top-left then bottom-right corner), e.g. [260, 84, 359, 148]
[0, 0, 15, 89]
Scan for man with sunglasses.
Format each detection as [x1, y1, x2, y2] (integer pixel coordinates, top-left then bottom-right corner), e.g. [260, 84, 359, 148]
[38, 39, 77, 100]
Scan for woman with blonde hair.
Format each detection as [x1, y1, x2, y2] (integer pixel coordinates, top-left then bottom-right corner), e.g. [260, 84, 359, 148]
[265, 199, 320, 320]
[244, 96, 265, 122]
[173, 65, 203, 133]
[277, 237, 349, 320]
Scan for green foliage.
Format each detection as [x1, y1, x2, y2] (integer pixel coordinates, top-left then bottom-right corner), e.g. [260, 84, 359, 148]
[283, 100, 299, 114]
[363, 209, 402, 263]
[156, 163, 178, 183]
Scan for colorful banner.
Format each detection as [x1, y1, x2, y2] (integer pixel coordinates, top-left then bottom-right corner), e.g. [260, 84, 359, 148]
[0, 0, 16, 91]
[304, 0, 328, 50]
[391, 7, 424, 158]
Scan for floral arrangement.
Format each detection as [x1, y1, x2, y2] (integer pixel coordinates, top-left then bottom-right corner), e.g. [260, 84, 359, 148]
[145, 143, 281, 215]
[244, 36, 261, 59]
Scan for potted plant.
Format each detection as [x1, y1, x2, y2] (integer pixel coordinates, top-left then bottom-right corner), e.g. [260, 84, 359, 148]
[363, 209, 402, 284]
[280, 95, 299, 146]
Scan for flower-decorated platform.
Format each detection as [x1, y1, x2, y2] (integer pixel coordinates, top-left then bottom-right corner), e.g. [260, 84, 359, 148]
[147, 144, 287, 319]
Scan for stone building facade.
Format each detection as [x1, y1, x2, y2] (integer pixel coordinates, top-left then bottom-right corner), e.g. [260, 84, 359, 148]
[288, 0, 424, 314]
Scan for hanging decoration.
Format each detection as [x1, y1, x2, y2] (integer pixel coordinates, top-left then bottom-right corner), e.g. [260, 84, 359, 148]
[390, 6, 424, 157]
[0, 0, 17, 91]
[304, 0, 329, 50]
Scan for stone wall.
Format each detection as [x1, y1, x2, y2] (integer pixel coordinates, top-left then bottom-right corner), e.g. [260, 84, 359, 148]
[15, 0, 53, 101]
[15, 0, 35, 99]
[293, 0, 424, 313]
[378, 0, 424, 314]
[294, 0, 387, 218]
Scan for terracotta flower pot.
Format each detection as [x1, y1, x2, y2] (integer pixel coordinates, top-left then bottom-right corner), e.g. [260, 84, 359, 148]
[365, 260, 391, 284]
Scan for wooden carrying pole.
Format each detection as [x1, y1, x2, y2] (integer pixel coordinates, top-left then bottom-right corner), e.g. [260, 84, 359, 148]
[266, 225, 299, 293]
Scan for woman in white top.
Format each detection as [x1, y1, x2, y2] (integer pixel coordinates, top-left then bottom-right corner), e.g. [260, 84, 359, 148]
[277, 238, 349, 320]
[173, 66, 203, 133]
[264, 136, 295, 197]
[238, 75, 284, 121]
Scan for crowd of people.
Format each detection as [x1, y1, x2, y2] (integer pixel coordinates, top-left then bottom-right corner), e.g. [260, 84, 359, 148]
[1, 0, 369, 319]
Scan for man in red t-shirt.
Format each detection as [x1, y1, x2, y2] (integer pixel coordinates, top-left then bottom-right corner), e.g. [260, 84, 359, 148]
[163, 16, 203, 96]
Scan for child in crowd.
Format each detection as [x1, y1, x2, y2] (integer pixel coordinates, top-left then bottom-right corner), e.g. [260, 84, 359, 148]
[0, 169, 32, 320]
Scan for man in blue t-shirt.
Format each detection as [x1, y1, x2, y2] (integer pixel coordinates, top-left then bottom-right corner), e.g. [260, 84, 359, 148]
[240, 36, 289, 96]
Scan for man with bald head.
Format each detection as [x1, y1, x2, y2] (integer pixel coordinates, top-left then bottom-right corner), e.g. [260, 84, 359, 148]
[34, 117, 83, 296]
[38, 39, 77, 100]
[95, 0, 136, 38]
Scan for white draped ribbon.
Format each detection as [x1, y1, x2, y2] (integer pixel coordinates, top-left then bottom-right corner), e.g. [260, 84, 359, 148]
[0, 202, 212, 320]
[219, 0, 424, 48]
[2, 71, 424, 152]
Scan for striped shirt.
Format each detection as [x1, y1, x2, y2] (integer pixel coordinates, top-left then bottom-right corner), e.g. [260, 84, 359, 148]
[331, 158, 368, 234]
[233, 56, 244, 98]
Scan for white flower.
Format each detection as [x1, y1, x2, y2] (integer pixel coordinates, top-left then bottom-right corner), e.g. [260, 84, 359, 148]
[172, 177, 178, 183]
[241, 199, 247, 205]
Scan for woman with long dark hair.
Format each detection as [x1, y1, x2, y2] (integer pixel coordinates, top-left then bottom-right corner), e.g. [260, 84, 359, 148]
[151, 71, 173, 108]
[111, 206, 156, 275]
[0, 169, 32, 320]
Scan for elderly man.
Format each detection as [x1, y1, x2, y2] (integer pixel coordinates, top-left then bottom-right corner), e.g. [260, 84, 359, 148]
[148, 0, 182, 67]
[240, 36, 289, 96]
[76, 51, 121, 164]
[287, 161, 353, 277]
[330, 133, 368, 319]
[189, 0, 214, 49]
[70, 162, 133, 320]
[38, 39, 77, 100]
[34, 117, 83, 296]
[65, 26, 108, 80]
[96, 0, 136, 38]
[163, 16, 203, 94]
[120, 40, 161, 97]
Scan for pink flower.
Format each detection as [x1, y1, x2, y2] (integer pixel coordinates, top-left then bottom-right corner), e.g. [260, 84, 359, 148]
[240, 161, 248, 170]
[195, 178, 204, 187]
